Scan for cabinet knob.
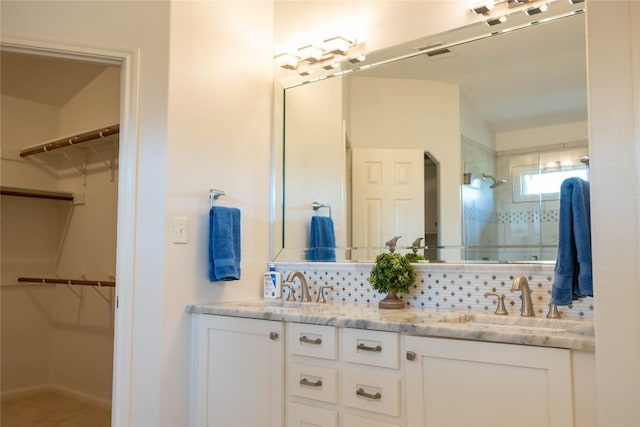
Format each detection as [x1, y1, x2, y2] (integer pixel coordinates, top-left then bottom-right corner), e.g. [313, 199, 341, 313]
[406, 351, 416, 361]
[269, 332, 279, 341]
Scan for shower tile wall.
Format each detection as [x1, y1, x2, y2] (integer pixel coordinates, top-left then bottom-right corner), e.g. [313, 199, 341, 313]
[462, 138, 497, 260]
[276, 262, 594, 320]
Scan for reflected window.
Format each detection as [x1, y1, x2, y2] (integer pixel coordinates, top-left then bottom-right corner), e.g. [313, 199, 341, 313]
[513, 165, 588, 202]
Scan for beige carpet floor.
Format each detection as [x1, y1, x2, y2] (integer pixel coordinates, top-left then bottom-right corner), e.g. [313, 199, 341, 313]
[1, 391, 111, 427]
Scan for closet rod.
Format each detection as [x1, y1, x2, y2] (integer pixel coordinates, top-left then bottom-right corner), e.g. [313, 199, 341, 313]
[0, 186, 74, 201]
[18, 277, 116, 287]
[19, 124, 120, 158]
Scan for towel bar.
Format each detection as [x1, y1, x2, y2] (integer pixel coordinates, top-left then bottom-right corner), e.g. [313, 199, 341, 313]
[312, 201, 332, 219]
[210, 189, 226, 208]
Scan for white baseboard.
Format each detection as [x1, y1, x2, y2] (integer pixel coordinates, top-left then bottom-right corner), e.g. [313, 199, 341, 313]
[1, 383, 112, 408]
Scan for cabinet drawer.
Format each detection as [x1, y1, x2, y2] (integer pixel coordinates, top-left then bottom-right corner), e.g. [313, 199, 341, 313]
[343, 413, 400, 427]
[342, 370, 400, 416]
[342, 328, 399, 369]
[287, 402, 337, 427]
[288, 362, 338, 403]
[287, 323, 337, 359]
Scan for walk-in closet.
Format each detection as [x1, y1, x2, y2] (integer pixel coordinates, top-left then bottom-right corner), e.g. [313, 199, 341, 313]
[1, 51, 120, 427]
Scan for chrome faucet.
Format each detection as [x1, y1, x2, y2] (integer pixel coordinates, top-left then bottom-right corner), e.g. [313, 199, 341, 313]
[511, 275, 535, 317]
[285, 271, 312, 302]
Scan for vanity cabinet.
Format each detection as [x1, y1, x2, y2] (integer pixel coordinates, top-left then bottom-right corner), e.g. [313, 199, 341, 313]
[286, 323, 402, 427]
[191, 314, 284, 427]
[404, 336, 574, 427]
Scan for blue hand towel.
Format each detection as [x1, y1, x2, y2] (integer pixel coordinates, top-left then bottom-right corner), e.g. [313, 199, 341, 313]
[308, 216, 336, 262]
[552, 178, 592, 305]
[208, 206, 241, 282]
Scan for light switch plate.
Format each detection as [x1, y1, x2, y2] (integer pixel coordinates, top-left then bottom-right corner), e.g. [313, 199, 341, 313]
[172, 217, 188, 244]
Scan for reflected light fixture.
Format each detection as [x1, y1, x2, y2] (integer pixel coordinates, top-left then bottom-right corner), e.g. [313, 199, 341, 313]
[524, 3, 548, 15]
[486, 15, 507, 26]
[470, 0, 495, 15]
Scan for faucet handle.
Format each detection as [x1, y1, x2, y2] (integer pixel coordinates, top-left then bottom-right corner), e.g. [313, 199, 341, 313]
[484, 292, 508, 315]
[546, 303, 561, 319]
[316, 286, 334, 303]
[281, 284, 296, 301]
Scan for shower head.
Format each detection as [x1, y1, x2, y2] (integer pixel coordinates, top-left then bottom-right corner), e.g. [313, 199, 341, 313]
[481, 173, 507, 189]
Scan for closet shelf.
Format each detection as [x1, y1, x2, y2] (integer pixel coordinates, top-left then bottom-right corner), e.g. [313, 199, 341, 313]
[19, 124, 119, 158]
[1, 186, 74, 201]
[18, 277, 116, 287]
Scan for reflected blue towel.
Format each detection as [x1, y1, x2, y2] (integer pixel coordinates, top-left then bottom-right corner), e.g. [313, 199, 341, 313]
[208, 206, 241, 282]
[308, 216, 336, 262]
[552, 178, 592, 305]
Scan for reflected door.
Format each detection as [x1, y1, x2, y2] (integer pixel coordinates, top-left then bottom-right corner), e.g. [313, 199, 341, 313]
[352, 148, 425, 260]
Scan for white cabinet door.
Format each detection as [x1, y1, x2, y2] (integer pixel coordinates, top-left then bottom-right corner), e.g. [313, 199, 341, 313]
[191, 314, 284, 427]
[404, 336, 573, 427]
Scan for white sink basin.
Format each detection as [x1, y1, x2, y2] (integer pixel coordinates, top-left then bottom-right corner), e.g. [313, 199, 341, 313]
[439, 313, 594, 335]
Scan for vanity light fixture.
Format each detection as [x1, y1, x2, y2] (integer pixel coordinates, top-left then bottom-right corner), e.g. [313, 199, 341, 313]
[298, 44, 325, 63]
[274, 35, 358, 72]
[348, 54, 366, 64]
[569, 0, 584, 3]
[322, 61, 340, 70]
[297, 66, 313, 77]
[323, 36, 354, 55]
[274, 52, 299, 70]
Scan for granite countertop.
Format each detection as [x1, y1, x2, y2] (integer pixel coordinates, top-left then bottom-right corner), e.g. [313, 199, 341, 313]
[186, 299, 595, 352]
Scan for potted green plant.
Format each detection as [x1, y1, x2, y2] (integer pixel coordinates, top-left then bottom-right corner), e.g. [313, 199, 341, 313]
[369, 252, 416, 309]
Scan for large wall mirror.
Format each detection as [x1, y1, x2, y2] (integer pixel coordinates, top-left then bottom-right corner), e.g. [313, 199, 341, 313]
[273, 0, 587, 263]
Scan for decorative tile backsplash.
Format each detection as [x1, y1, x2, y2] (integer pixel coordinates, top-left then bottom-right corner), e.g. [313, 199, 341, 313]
[275, 262, 593, 320]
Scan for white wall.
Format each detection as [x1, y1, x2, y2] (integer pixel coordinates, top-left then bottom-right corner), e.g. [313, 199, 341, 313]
[587, 1, 640, 425]
[495, 120, 588, 152]
[162, 2, 274, 424]
[284, 77, 346, 256]
[0, 0, 171, 424]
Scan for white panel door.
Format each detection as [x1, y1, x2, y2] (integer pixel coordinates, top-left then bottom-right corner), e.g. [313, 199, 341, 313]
[352, 148, 425, 260]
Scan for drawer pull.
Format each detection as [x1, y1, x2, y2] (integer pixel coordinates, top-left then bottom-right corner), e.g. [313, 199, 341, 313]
[300, 335, 322, 345]
[357, 388, 382, 400]
[300, 378, 323, 387]
[357, 343, 382, 352]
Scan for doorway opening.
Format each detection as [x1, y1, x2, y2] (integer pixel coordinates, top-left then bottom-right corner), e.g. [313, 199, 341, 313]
[0, 49, 121, 427]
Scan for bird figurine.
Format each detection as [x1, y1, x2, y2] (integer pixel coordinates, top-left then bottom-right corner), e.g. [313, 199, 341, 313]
[411, 237, 424, 254]
[385, 236, 402, 253]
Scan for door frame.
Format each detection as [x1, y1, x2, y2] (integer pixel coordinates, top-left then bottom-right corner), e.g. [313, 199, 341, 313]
[0, 37, 139, 426]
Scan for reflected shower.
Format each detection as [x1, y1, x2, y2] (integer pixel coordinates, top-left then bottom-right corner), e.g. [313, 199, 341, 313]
[481, 173, 507, 189]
